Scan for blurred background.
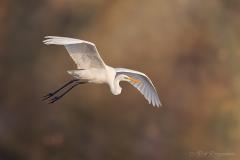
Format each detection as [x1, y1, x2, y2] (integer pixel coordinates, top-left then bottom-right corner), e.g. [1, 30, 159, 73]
[1, 0, 240, 159]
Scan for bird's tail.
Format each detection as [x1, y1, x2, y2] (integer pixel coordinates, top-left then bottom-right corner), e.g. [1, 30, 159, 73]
[67, 70, 88, 80]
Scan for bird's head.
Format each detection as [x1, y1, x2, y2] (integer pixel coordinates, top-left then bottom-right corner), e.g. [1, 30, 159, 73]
[112, 74, 141, 95]
[118, 74, 141, 84]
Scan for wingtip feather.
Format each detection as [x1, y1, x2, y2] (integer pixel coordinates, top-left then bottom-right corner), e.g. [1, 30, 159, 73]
[43, 36, 95, 46]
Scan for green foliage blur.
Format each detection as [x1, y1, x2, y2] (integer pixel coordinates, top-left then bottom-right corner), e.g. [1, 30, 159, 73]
[0, 0, 240, 160]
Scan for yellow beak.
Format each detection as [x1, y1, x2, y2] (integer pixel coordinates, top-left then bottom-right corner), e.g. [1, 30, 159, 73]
[128, 77, 141, 84]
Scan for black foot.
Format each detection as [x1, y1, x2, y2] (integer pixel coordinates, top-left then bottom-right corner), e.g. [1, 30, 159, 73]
[42, 93, 54, 101]
[48, 96, 60, 104]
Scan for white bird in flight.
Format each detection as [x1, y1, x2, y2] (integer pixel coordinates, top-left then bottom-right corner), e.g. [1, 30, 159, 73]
[42, 36, 162, 107]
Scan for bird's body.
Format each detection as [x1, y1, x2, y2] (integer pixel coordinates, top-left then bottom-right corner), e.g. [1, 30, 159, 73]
[42, 36, 162, 107]
[67, 67, 111, 84]
[67, 66, 119, 94]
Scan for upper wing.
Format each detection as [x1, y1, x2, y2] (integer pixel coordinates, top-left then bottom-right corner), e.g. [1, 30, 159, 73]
[116, 68, 162, 107]
[43, 36, 106, 69]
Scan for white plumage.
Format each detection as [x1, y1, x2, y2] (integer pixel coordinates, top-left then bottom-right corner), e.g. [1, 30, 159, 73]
[42, 36, 162, 107]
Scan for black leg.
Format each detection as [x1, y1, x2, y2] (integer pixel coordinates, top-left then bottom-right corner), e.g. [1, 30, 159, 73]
[42, 79, 79, 101]
[48, 81, 86, 104]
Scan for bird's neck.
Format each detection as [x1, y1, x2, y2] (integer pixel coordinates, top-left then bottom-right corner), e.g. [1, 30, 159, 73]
[110, 76, 122, 95]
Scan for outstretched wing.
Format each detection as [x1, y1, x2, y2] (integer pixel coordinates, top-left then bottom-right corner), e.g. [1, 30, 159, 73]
[43, 36, 106, 69]
[116, 68, 162, 107]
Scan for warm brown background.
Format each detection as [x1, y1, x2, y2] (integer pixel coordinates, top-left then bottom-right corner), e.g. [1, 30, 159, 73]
[0, 0, 240, 160]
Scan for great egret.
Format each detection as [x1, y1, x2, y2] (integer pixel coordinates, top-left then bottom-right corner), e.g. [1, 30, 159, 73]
[42, 36, 162, 107]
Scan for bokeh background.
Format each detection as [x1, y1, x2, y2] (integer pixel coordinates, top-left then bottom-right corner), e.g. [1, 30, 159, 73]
[1, 0, 240, 160]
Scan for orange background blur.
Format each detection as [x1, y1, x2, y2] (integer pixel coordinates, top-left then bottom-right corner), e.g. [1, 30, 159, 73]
[0, 0, 240, 160]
